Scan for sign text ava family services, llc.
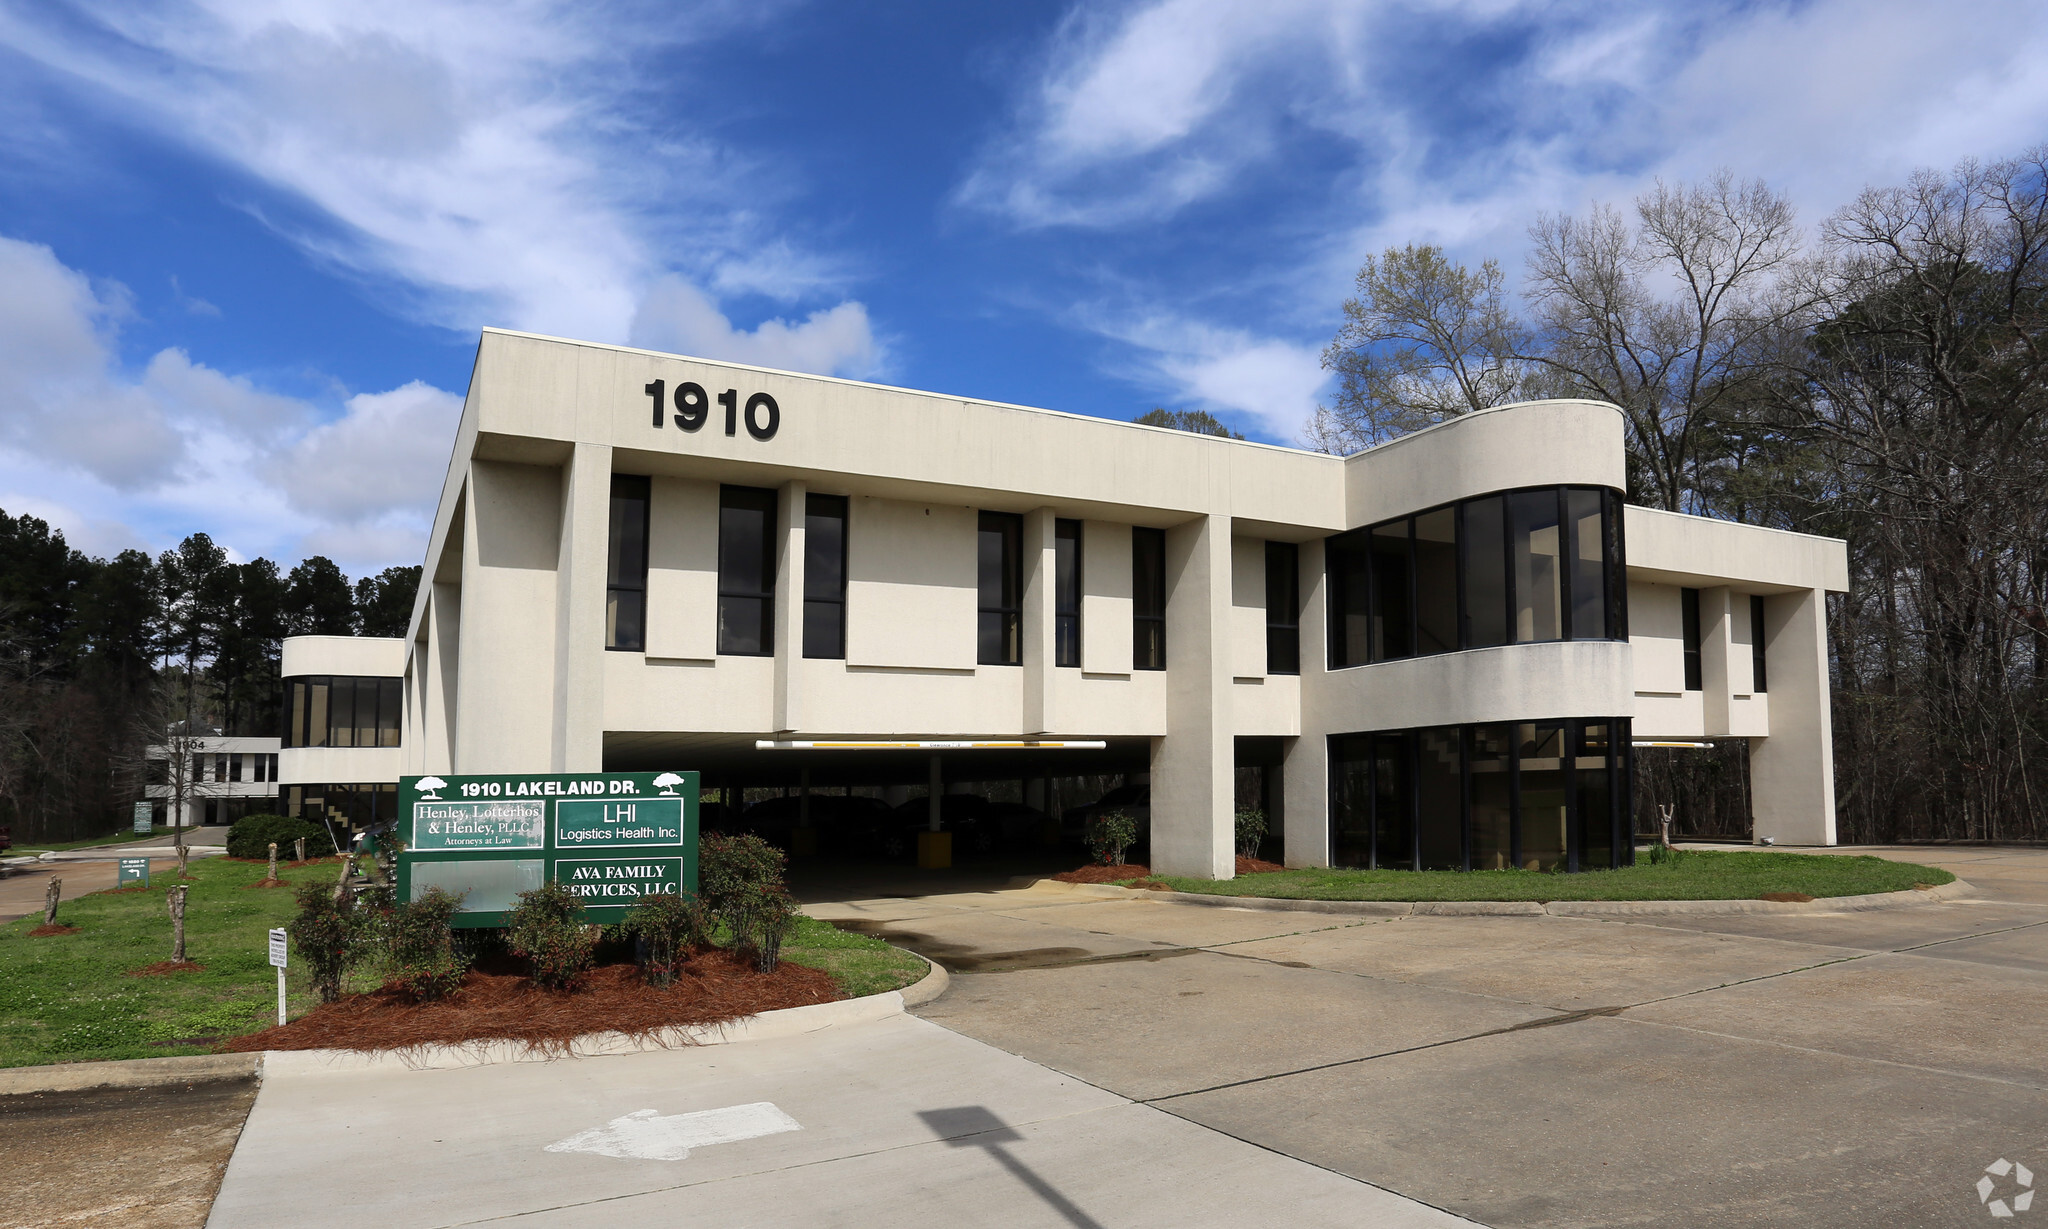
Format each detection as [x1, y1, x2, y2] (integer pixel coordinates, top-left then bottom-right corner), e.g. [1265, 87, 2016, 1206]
[395, 772, 699, 926]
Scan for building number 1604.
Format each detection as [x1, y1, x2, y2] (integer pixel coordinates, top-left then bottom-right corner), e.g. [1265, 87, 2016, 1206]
[643, 379, 779, 440]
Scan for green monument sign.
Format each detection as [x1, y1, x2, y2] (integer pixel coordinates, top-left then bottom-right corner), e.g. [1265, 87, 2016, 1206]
[396, 772, 698, 927]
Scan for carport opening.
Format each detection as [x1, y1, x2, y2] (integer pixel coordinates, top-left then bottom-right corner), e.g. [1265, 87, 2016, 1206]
[1632, 739, 1752, 843]
[607, 736, 1155, 890]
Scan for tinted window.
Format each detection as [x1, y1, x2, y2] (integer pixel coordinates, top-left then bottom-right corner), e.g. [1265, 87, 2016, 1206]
[1133, 527, 1166, 670]
[1265, 541, 1299, 674]
[718, 486, 777, 656]
[978, 511, 1022, 665]
[1055, 519, 1082, 668]
[606, 474, 649, 651]
[803, 494, 847, 659]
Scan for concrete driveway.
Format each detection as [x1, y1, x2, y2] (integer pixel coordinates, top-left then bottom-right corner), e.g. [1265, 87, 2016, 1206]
[805, 846, 2048, 1228]
[206, 1010, 1475, 1229]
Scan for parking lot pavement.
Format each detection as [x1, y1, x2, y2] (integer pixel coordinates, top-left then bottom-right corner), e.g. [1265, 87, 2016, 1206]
[208, 1012, 1480, 1229]
[881, 852, 2048, 1228]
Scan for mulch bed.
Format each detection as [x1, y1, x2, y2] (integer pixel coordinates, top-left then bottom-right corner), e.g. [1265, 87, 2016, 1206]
[242, 878, 291, 889]
[130, 960, 205, 976]
[1052, 855, 1288, 887]
[27, 923, 78, 937]
[226, 948, 842, 1055]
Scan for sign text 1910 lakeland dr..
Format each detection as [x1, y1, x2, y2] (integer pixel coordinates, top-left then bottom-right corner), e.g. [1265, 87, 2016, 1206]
[396, 772, 698, 927]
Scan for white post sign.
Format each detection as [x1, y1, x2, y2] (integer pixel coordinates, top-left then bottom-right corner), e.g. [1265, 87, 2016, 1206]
[268, 927, 288, 1026]
[133, 801, 153, 834]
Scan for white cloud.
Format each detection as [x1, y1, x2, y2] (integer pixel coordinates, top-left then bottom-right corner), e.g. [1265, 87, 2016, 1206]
[1089, 308, 1328, 439]
[629, 277, 883, 379]
[963, 0, 2048, 437]
[0, 235, 455, 572]
[0, 0, 873, 376]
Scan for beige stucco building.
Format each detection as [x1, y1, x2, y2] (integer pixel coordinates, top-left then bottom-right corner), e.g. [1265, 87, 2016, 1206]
[353, 328, 1846, 879]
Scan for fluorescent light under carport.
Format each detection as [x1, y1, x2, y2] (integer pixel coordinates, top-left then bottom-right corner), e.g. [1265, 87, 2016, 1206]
[1632, 740, 1716, 749]
[754, 739, 1108, 751]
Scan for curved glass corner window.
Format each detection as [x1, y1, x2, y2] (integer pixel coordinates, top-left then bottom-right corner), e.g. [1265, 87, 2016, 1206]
[1328, 717, 1630, 873]
[283, 676, 402, 748]
[1326, 486, 1624, 669]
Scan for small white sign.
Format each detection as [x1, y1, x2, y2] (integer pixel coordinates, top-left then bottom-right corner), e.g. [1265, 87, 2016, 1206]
[545, 1103, 801, 1162]
[268, 927, 288, 969]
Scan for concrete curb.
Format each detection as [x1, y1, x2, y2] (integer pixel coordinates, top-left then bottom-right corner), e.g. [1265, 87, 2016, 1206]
[1021, 876, 1976, 918]
[897, 954, 950, 1007]
[0, 1052, 260, 1097]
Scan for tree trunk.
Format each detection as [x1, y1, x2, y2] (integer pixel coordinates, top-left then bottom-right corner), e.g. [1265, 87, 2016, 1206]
[268, 842, 278, 882]
[43, 877, 60, 926]
[177, 844, 189, 879]
[294, 837, 306, 864]
[168, 883, 188, 963]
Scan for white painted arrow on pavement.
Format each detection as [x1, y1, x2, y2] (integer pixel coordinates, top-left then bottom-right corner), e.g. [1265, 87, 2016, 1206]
[545, 1102, 802, 1162]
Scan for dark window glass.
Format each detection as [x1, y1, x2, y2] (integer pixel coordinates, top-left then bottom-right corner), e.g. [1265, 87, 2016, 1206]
[1369, 521, 1413, 660]
[1575, 722, 1613, 870]
[1265, 541, 1299, 674]
[229, 755, 243, 782]
[1461, 496, 1508, 648]
[308, 679, 329, 748]
[1325, 529, 1371, 668]
[1567, 487, 1606, 639]
[1516, 722, 1567, 870]
[1055, 519, 1082, 668]
[330, 677, 355, 747]
[1609, 492, 1629, 639]
[355, 677, 378, 748]
[1681, 587, 1703, 690]
[1372, 733, 1412, 870]
[718, 486, 778, 656]
[1133, 527, 1166, 670]
[1417, 726, 1463, 870]
[379, 678, 402, 747]
[1750, 595, 1768, 693]
[1413, 508, 1457, 655]
[1329, 734, 1373, 868]
[1511, 490, 1563, 643]
[978, 511, 1023, 666]
[803, 494, 848, 660]
[289, 681, 306, 747]
[1469, 724, 1512, 871]
[606, 474, 650, 652]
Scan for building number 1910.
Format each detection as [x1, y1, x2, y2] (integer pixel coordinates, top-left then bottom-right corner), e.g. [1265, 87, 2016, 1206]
[643, 379, 779, 440]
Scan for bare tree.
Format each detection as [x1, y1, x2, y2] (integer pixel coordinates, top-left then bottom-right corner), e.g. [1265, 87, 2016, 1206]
[1312, 245, 1535, 452]
[1525, 173, 1811, 511]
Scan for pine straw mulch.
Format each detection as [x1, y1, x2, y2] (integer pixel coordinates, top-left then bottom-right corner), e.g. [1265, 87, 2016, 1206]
[27, 923, 79, 937]
[131, 960, 205, 976]
[225, 948, 842, 1056]
[1052, 854, 1289, 890]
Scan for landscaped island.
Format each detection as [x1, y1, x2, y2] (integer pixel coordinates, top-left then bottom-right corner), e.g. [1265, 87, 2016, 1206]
[0, 851, 926, 1070]
[1143, 849, 1954, 902]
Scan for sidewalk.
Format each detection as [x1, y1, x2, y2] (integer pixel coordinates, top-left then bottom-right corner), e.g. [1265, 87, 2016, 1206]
[209, 1012, 1481, 1229]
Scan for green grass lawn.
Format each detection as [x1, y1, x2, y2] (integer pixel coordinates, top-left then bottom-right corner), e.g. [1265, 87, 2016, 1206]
[0, 858, 928, 1069]
[1156, 849, 1954, 902]
[6, 826, 184, 854]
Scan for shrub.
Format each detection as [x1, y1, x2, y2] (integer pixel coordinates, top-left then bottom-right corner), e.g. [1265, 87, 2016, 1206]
[289, 881, 367, 1003]
[1234, 807, 1268, 859]
[623, 892, 713, 987]
[699, 833, 798, 970]
[226, 814, 334, 860]
[506, 880, 598, 990]
[1084, 809, 1138, 866]
[380, 887, 468, 1002]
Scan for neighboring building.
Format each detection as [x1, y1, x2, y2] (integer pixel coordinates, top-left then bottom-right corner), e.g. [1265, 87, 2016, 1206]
[144, 735, 281, 827]
[380, 328, 1846, 878]
[278, 635, 407, 832]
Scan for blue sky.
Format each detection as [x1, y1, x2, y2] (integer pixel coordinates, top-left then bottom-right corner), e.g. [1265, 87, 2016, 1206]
[2, 0, 2046, 575]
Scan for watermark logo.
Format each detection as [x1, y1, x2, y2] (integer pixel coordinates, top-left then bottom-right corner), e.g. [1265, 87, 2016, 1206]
[1979, 1159, 2034, 1218]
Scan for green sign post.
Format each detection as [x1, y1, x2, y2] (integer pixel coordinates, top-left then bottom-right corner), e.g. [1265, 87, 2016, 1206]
[396, 772, 698, 927]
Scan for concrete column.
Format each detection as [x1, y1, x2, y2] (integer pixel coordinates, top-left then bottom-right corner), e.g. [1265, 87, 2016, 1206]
[425, 582, 460, 775]
[552, 443, 611, 772]
[1698, 585, 1734, 736]
[1021, 508, 1057, 734]
[1151, 513, 1235, 879]
[1749, 588, 1837, 845]
[1284, 538, 1329, 866]
[774, 481, 807, 732]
